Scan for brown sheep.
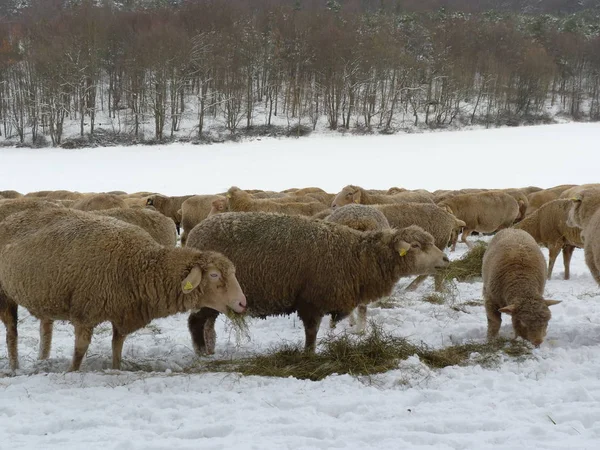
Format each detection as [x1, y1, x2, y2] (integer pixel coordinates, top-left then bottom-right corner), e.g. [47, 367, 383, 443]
[567, 190, 600, 285]
[332, 185, 432, 208]
[145, 194, 194, 234]
[526, 184, 576, 216]
[514, 199, 583, 280]
[499, 188, 529, 222]
[94, 207, 178, 247]
[0, 198, 64, 223]
[45, 190, 85, 201]
[483, 229, 561, 347]
[519, 186, 543, 195]
[180, 195, 226, 246]
[224, 186, 327, 216]
[72, 193, 127, 211]
[0, 208, 247, 371]
[438, 191, 519, 251]
[325, 204, 391, 332]
[559, 184, 600, 200]
[186, 212, 449, 354]
[0, 190, 23, 199]
[207, 197, 229, 218]
[23, 190, 53, 198]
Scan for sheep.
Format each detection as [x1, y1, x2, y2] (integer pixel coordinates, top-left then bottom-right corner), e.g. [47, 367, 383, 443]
[519, 186, 543, 195]
[105, 190, 129, 196]
[499, 188, 529, 222]
[0, 207, 247, 371]
[145, 194, 194, 234]
[72, 193, 127, 211]
[0, 190, 23, 199]
[180, 195, 226, 246]
[0, 198, 64, 223]
[526, 184, 576, 215]
[23, 190, 53, 198]
[93, 207, 178, 247]
[207, 197, 228, 218]
[559, 184, 600, 200]
[45, 190, 85, 201]
[332, 185, 433, 209]
[186, 212, 449, 354]
[122, 196, 149, 208]
[482, 228, 561, 347]
[567, 190, 600, 285]
[438, 191, 519, 251]
[370, 202, 466, 291]
[514, 199, 583, 280]
[224, 186, 328, 216]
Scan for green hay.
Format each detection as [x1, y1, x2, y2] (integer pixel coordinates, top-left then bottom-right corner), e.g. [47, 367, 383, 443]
[441, 241, 488, 283]
[195, 324, 531, 381]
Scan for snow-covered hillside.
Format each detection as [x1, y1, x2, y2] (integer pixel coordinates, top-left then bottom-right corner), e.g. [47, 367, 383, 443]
[1, 123, 599, 449]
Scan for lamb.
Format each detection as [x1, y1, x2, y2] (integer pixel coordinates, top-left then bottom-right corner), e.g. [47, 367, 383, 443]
[482, 228, 561, 347]
[146, 194, 194, 234]
[224, 186, 328, 216]
[526, 184, 576, 215]
[332, 185, 433, 208]
[93, 207, 178, 247]
[186, 212, 449, 354]
[514, 199, 583, 280]
[72, 193, 127, 211]
[567, 190, 600, 285]
[0, 190, 23, 199]
[437, 191, 519, 251]
[0, 207, 247, 371]
[180, 195, 226, 246]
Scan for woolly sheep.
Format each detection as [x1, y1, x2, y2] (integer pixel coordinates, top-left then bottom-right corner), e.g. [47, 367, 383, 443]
[23, 190, 53, 198]
[559, 184, 600, 200]
[0, 190, 23, 199]
[0, 208, 247, 371]
[72, 193, 127, 211]
[186, 212, 449, 354]
[438, 191, 519, 251]
[332, 185, 432, 208]
[0, 198, 64, 223]
[224, 187, 327, 216]
[514, 199, 583, 280]
[526, 184, 576, 215]
[519, 186, 543, 195]
[482, 228, 561, 347]
[145, 194, 194, 234]
[94, 207, 178, 247]
[180, 195, 226, 246]
[498, 188, 529, 222]
[45, 190, 85, 201]
[567, 190, 600, 285]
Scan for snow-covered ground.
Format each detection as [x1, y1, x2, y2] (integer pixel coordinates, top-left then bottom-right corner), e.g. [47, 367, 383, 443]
[1, 123, 600, 449]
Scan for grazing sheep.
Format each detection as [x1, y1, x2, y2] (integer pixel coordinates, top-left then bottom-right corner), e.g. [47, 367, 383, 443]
[186, 212, 449, 354]
[325, 204, 391, 332]
[332, 185, 432, 208]
[224, 187, 327, 216]
[0, 190, 23, 199]
[146, 194, 194, 234]
[180, 195, 226, 246]
[72, 193, 127, 211]
[526, 184, 576, 215]
[567, 190, 600, 285]
[0, 208, 247, 371]
[94, 207, 178, 247]
[438, 191, 519, 251]
[514, 199, 583, 280]
[482, 228, 561, 347]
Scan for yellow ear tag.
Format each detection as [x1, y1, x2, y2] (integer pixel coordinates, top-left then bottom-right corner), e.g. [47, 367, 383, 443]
[226, 194, 232, 198]
[571, 197, 580, 201]
[183, 281, 194, 291]
[399, 249, 407, 257]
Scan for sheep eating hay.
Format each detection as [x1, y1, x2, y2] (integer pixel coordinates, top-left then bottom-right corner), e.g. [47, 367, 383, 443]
[0, 208, 247, 372]
[186, 212, 449, 354]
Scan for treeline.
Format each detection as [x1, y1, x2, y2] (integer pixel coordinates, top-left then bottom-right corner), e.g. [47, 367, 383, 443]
[1, 0, 600, 146]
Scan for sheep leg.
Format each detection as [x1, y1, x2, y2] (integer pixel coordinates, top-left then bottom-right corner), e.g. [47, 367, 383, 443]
[405, 274, 427, 291]
[175, 223, 181, 235]
[39, 319, 54, 360]
[485, 301, 502, 341]
[562, 245, 575, 281]
[0, 298, 19, 371]
[461, 228, 473, 249]
[188, 308, 220, 356]
[547, 243, 561, 280]
[298, 308, 322, 353]
[353, 305, 367, 334]
[68, 324, 93, 372]
[450, 231, 460, 252]
[111, 324, 126, 370]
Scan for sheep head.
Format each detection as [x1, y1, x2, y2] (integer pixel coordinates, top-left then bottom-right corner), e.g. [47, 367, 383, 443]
[208, 198, 229, 217]
[499, 299, 561, 347]
[332, 185, 361, 209]
[182, 252, 247, 315]
[567, 190, 600, 230]
[392, 225, 449, 275]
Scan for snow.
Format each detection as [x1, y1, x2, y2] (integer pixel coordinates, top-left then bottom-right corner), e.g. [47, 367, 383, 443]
[1, 123, 600, 449]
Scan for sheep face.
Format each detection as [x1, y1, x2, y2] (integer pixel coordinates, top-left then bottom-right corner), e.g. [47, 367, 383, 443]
[393, 227, 450, 274]
[208, 198, 228, 217]
[499, 299, 561, 347]
[567, 196, 583, 228]
[183, 265, 247, 314]
[332, 186, 360, 208]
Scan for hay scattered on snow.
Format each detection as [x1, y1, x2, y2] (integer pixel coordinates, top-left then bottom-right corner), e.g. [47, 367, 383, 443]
[441, 241, 488, 283]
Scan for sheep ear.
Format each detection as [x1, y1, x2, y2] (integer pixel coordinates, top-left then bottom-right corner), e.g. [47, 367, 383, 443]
[455, 219, 466, 228]
[182, 266, 203, 294]
[352, 191, 361, 204]
[544, 299, 562, 306]
[571, 195, 582, 203]
[146, 198, 153, 206]
[498, 304, 516, 315]
[442, 205, 453, 215]
[395, 240, 411, 256]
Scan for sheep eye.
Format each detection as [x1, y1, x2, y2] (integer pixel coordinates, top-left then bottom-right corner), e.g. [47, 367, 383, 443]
[210, 273, 219, 279]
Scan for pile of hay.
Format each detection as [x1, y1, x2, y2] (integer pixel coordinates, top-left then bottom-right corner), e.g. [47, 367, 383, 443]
[441, 241, 488, 283]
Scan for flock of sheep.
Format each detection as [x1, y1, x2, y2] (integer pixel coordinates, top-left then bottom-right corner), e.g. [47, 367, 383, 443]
[0, 181, 599, 373]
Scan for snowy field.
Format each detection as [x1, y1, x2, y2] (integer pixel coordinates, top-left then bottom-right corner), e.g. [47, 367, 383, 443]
[1, 123, 600, 449]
